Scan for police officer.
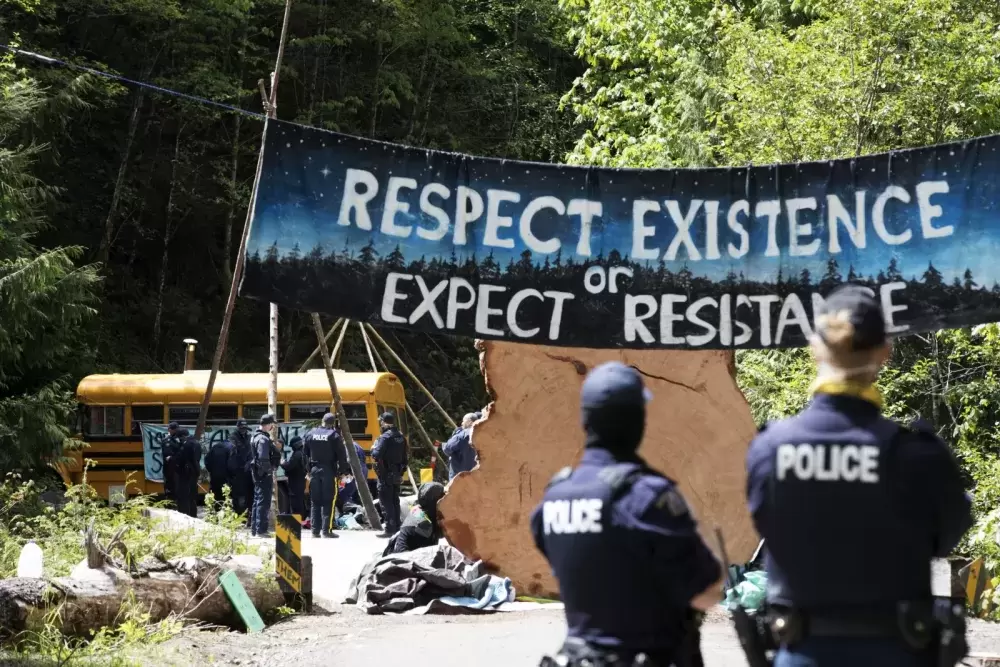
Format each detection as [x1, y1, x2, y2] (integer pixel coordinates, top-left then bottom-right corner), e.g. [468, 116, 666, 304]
[174, 428, 202, 518]
[281, 436, 307, 520]
[250, 414, 280, 538]
[204, 435, 233, 513]
[162, 421, 182, 506]
[372, 412, 407, 538]
[304, 413, 348, 538]
[385, 482, 445, 555]
[228, 419, 255, 526]
[530, 362, 722, 667]
[746, 284, 973, 667]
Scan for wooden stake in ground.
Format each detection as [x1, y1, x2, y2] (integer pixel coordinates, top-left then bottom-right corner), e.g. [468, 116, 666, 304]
[364, 323, 458, 431]
[194, 0, 295, 439]
[310, 313, 382, 531]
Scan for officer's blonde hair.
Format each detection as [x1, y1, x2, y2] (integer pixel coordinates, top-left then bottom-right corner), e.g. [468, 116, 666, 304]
[809, 309, 883, 384]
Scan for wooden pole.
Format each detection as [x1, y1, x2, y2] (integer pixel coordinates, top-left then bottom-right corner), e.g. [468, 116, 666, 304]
[195, 0, 295, 439]
[364, 323, 458, 431]
[310, 313, 382, 531]
[268, 303, 279, 416]
[362, 330, 440, 456]
[297, 317, 344, 372]
[358, 323, 419, 495]
[358, 321, 377, 372]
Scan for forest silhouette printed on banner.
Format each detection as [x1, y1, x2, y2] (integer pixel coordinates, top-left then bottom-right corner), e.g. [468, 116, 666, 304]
[239, 119, 1000, 350]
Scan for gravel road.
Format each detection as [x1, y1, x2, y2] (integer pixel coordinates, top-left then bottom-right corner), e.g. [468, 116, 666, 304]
[138, 604, 1000, 667]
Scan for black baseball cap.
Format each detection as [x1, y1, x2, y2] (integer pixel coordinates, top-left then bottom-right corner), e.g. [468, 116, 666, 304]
[259, 413, 276, 426]
[580, 362, 653, 410]
[168, 421, 179, 431]
[322, 412, 336, 425]
[236, 418, 248, 429]
[815, 284, 886, 351]
[380, 412, 395, 425]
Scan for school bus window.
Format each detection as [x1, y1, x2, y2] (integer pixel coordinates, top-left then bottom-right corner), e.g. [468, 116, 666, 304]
[168, 404, 238, 425]
[87, 406, 125, 436]
[243, 404, 283, 421]
[344, 403, 369, 437]
[131, 405, 164, 436]
[288, 404, 327, 422]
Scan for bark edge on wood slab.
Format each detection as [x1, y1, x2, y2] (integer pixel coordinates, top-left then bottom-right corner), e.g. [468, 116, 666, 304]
[439, 341, 759, 599]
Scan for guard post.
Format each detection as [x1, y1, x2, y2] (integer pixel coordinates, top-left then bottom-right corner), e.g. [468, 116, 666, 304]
[275, 513, 311, 611]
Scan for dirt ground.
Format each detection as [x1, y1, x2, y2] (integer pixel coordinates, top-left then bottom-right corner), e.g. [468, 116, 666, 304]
[132, 604, 1000, 667]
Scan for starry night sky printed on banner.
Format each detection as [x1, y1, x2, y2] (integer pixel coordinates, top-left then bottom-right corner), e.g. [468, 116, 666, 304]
[240, 118, 1000, 350]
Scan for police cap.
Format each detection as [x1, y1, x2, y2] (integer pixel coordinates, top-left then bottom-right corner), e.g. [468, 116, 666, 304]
[380, 412, 395, 425]
[816, 283, 886, 351]
[580, 362, 653, 410]
[322, 412, 336, 425]
[259, 413, 276, 426]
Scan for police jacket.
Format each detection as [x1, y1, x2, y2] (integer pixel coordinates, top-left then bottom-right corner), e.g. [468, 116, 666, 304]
[228, 430, 253, 475]
[205, 441, 233, 479]
[251, 429, 276, 476]
[303, 426, 348, 474]
[530, 448, 721, 653]
[179, 434, 202, 475]
[372, 427, 407, 479]
[746, 388, 973, 611]
[282, 447, 306, 481]
[442, 427, 476, 478]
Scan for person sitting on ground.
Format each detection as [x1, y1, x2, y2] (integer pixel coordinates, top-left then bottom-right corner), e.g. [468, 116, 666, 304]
[442, 412, 481, 479]
[384, 482, 446, 555]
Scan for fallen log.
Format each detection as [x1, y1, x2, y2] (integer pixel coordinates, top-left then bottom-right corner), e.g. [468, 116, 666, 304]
[0, 553, 283, 638]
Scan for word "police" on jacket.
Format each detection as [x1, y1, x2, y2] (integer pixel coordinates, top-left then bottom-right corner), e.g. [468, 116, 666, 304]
[776, 443, 880, 483]
[542, 498, 603, 535]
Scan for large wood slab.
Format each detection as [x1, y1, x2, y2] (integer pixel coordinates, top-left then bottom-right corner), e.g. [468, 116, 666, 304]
[438, 341, 759, 598]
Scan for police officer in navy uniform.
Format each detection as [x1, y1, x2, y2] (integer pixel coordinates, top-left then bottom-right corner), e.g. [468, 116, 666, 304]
[204, 435, 234, 512]
[250, 414, 280, 538]
[372, 412, 407, 538]
[530, 362, 723, 667]
[162, 421, 182, 506]
[175, 428, 202, 518]
[228, 419, 255, 525]
[304, 413, 348, 538]
[746, 284, 973, 667]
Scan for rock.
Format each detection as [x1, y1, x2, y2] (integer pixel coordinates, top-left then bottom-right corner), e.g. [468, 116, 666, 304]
[438, 340, 760, 598]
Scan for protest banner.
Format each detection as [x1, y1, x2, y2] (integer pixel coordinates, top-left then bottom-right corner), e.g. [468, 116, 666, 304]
[141, 422, 308, 483]
[240, 119, 1000, 349]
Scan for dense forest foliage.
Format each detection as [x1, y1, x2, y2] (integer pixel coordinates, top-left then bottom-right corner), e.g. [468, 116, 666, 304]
[5, 0, 1000, 567]
[0, 0, 581, 467]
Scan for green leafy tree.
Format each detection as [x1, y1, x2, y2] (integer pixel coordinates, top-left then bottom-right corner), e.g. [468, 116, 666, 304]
[0, 60, 101, 473]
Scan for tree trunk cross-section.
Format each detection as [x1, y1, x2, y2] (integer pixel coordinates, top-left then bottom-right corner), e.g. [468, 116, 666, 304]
[438, 341, 759, 599]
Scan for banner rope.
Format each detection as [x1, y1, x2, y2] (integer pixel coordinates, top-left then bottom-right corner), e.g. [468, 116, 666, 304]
[0, 44, 267, 121]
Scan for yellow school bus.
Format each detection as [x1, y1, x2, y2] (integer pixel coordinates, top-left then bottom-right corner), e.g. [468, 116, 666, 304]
[61, 369, 407, 502]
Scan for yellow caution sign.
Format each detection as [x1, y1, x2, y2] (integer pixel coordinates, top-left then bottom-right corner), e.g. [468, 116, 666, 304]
[275, 514, 302, 600]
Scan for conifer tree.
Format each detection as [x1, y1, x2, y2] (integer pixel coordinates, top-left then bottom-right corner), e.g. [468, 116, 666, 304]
[0, 64, 100, 473]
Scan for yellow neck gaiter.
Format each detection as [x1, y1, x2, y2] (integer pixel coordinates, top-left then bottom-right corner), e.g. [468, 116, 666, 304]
[809, 378, 883, 409]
